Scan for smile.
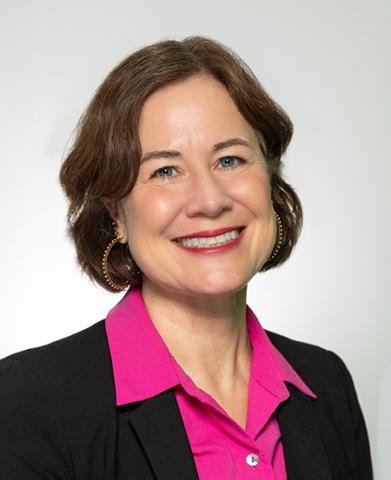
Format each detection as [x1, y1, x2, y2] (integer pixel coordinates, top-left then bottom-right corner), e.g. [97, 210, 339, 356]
[172, 227, 245, 253]
[175, 229, 240, 247]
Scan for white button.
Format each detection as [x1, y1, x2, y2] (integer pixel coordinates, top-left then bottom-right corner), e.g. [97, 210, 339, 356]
[246, 453, 259, 466]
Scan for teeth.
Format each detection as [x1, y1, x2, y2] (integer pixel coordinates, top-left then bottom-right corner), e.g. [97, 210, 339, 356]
[176, 229, 241, 248]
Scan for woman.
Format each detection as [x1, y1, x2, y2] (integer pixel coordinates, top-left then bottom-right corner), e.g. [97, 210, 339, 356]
[0, 36, 373, 479]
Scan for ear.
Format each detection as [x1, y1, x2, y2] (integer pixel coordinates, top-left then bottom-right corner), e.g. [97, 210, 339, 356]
[102, 199, 128, 244]
[102, 199, 118, 222]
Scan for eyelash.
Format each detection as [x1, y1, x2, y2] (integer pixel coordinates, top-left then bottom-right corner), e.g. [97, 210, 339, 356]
[150, 156, 246, 180]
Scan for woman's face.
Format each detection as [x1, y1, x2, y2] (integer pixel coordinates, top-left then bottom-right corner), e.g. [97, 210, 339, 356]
[115, 74, 276, 297]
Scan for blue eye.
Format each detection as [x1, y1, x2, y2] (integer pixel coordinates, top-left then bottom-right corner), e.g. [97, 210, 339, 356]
[219, 156, 244, 169]
[150, 166, 177, 179]
[150, 156, 245, 180]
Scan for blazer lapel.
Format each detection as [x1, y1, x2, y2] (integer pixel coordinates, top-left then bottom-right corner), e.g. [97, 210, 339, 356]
[128, 376, 333, 480]
[277, 383, 333, 480]
[128, 389, 199, 480]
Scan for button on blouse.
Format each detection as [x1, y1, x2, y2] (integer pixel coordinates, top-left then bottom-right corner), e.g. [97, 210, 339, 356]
[105, 287, 317, 479]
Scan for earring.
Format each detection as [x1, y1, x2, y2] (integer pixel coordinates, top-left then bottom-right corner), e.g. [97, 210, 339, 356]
[101, 222, 131, 291]
[267, 211, 283, 262]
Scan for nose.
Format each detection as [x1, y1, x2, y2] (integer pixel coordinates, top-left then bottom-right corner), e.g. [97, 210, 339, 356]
[184, 171, 233, 218]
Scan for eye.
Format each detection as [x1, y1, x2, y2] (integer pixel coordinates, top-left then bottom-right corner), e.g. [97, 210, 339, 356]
[150, 166, 178, 179]
[219, 155, 246, 170]
[149, 156, 246, 180]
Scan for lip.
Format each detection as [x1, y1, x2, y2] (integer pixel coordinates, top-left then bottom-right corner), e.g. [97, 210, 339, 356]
[173, 227, 246, 254]
[173, 225, 245, 240]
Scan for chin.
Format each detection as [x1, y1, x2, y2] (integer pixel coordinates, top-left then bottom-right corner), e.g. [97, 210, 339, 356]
[185, 274, 247, 297]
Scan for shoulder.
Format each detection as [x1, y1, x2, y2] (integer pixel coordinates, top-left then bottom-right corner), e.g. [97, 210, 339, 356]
[0, 320, 116, 477]
[265, 329, 355, 391]
[0, 320, 115, 478]
[266, 330, 373, 477]
[1, 318, 109, 365]
[0, 319, 115, 414]
[265, 328, 341, 375]
[265, 328, 364, 425]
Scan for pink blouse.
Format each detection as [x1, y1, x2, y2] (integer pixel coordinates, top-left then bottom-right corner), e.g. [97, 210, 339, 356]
[105, 287, 317, 479]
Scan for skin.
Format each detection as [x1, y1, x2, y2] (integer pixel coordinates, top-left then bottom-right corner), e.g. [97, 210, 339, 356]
[106, 73, 277, 428]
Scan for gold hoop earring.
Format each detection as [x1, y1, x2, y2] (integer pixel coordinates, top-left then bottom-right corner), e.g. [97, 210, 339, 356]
[267, 211, 283, 262]
[102, 222, 131, 291]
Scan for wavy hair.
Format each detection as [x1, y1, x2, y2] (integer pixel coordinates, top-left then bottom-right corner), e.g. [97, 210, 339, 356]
[59, 35, 302, 292]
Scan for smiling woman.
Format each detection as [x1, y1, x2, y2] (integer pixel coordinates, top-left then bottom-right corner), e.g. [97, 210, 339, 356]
[102, 73, 280, 299]
[0, 36, 373, 479]
[57, 37, 300, 294]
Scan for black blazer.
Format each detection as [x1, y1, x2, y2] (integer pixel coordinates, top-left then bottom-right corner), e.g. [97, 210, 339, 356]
[0, 319, 373, 480]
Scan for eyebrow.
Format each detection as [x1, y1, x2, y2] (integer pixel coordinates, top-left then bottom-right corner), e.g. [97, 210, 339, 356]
[140, 137, 252, 164]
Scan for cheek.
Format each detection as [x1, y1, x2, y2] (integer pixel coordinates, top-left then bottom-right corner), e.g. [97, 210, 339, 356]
[230, 169, 272, 212]
[125, 186, 179, 239]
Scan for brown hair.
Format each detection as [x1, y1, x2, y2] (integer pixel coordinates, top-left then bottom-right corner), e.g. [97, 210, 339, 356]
[59, 35, 303, 292]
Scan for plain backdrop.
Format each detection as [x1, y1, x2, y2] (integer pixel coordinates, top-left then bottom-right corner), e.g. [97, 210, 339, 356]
[1, 0, 390, 478]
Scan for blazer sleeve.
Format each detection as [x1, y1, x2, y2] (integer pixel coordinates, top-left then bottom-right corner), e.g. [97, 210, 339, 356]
[330, 351, 374, 479]
[0, 355, 73, 479]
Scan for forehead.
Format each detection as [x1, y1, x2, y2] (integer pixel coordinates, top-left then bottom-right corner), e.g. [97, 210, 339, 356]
[138, 74, 257, 150]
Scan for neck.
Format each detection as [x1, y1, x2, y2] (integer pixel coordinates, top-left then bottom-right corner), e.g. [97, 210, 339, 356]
[141, 278, 252, 394]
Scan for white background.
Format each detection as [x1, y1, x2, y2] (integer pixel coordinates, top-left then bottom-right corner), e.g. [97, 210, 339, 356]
[1, 1, 390, 477]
